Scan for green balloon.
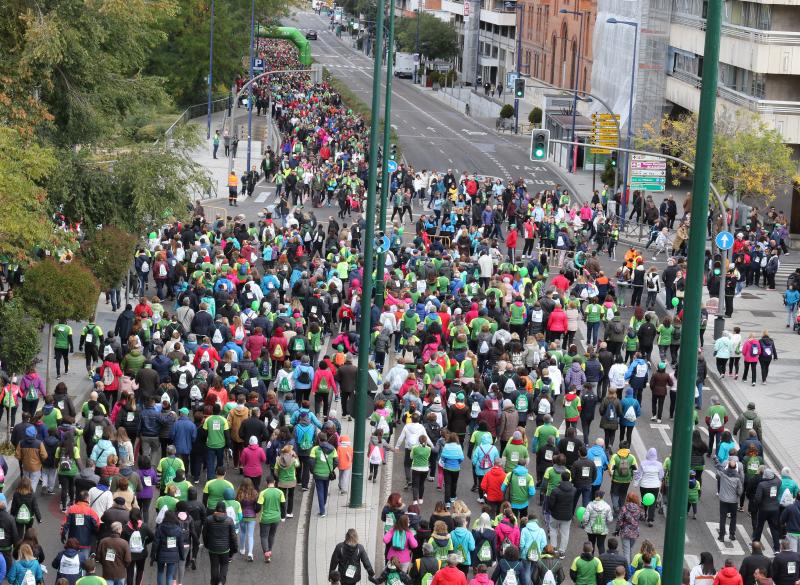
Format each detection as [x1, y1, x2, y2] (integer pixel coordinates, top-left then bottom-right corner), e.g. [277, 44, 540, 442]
[671, 297, 680, 307]
[575, 506, 586, 522]
[642, 493, 656, 506]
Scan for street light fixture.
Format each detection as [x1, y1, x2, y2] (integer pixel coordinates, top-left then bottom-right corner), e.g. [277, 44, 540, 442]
[606, 17, 639, 225]
[559, 8, 586, 174]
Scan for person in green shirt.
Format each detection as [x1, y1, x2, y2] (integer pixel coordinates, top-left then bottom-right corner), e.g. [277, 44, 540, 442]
[656, 318, 674, 363]
[255, 478, 285, 563]
[410, 436, 432, 505]
[79, 322, 103, 374]
[569, 542, 604, 585]
[609, 443, 638, 513]
[76, 558, 107, 585]
[631, 553, 661, 585]
[309, 436, 338, 517]
[705, 397, 728, 456]
[203, 467, 235, 512]
[585, 299, 603, 347]
[157, 446, 186, 494]
[155, 484, 180, 514]
[53, 320, 73, 379]
[203, 404, 231, 481]
[166, 469, 191, 502]
[532, 416, 559, 452]
[609, 565, 631, 585]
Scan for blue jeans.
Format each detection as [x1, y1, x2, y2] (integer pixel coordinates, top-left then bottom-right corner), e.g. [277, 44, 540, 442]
[107, 579, 126, 585]
[695, 383, 703, 409]
[156, 562, 176, 585]
[573, 485, 592, 509]
[207, 447, 225, 481]
[587, 322, 600, 347]
[241, 520, 256, 555]
[314, 477, 330, 515]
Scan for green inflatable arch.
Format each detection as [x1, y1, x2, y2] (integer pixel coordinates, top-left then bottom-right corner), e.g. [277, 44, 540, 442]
[255, 25, 313, 67]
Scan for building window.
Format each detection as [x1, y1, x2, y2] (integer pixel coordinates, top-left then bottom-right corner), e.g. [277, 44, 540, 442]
[724, 0, 771, 30]
[719, 62, 766, 99]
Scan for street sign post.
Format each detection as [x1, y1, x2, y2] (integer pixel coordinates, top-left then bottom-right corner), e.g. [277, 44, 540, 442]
[375, 235, 391, 253]
[386, 160, 398, 173]
[589, 113, 619, 155]
[715, 230, 734, 250]
[629, 154, 666, 191]
[252, 58, 265, 72]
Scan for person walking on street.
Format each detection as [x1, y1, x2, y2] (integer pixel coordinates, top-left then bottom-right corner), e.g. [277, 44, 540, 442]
[742, 334, 762, 387]
[715, 455, 744, 543]
[758, 331, 777, 385]
[202, 502, 237, 585]
[329, 529, 375, 585]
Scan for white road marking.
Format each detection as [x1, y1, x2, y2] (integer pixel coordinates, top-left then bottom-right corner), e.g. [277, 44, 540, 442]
[650, 423, 673, 446]
[255, 192, 269, 203]
[707, 521, 745, 554]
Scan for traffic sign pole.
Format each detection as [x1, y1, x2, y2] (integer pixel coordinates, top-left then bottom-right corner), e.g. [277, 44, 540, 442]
[375, 0, 394, 309]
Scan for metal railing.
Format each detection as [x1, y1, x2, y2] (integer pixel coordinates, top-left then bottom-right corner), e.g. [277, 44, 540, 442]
[669, 71, 800, 115]
[671, 12, 800, 45]
[160, 96, 230, 147]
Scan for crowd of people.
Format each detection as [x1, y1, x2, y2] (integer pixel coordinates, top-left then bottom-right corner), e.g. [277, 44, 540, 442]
[0, 34, 798, 585]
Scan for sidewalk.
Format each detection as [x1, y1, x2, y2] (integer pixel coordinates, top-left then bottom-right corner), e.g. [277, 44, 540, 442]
[304, 417, 392, 585]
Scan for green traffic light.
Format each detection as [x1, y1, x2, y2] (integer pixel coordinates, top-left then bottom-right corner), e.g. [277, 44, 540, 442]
[534, 148, 544, 157]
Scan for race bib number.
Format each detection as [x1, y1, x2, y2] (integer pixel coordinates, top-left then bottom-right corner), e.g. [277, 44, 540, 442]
[346, 566, 357, 579]
[582, 467, 590, 478]
[127, 412, 135, 422]
[167, 537, 177, 549]
[75, 514, 84, 526]
[212, 421, 221, 431]
[789, 562, 797, 575]
[105, 550, 116, 562]
[510, 452, 519, 462]
[517, 477, 527, 487]
[636, 364, 647, 377]
[86, 334, 93, 344]
[771, 486, 778, 498]
[143, 476, 152, 487]
[566, 442, 575, 452]
[58, 401, 65, 410]
[746, 420, 754, 430]
[594, 458, 602, 467]
[544, 450, 553, 461]
[270, 419, 278, 429]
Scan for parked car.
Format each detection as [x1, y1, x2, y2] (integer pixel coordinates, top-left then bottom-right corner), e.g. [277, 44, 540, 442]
[306, 29, 318, 40]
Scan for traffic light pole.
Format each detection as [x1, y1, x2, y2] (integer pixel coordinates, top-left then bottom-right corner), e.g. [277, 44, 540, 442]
[662, 0, 723, 580]
[350, 0, 385, 510]
[513, 5, 523, 134]
[375, 0, 395, 308]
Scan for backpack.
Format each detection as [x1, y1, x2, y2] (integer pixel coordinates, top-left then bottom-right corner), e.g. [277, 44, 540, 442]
[515, 393, 529, 413]
[525, 540, 540, 561]
[102, 366, 115, 387]
[501, 535, 513, 553]
[22, 570, 35, 585]
[502, 563, 519, 585]
[763, 344, 773, 357]
[391, 529, 407, 551]
[605, 403, 616, 420]
[141, 260, 150, 273]
[317, 377, 330, 393]
[17, 503, 31, 524]
[273, 343, 284, 359]
[781, 488, 795, 507]
[470, 401, 481, 418]
[541, 569, 557, 585]
[478, 446, 493, 470]
[159, 263, 167, 278]
[129, 529, 144, 553]
[25, 383, 38, 402]
[277, 375, 291, 393]
[590, 508, 607, 534]
[211, 328, 223, 345]
[59, 451, 74, 473]
[479, 340, 489, 354]
[296, 424, 314, 451]
[537, 398, 551, 415]
[477, 539, 492, 562]
[297, 369, 311, 385]
[617, 456, 631, 477]
[710, 412, 722, 430]
[624, 405, 637, 423]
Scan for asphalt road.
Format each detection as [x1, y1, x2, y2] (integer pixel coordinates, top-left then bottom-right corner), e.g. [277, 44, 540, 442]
[287, 11, 564, 191]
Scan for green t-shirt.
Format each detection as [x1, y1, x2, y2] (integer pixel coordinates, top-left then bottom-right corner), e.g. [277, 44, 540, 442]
[502, 443, 528, 472]
[157, 457, 185, 489]
[155, 495, 178, 513]
[257, 487, 285, 524]
[570, 556, 603, 585]
[534, 424, 559, 450]
[54, 324, 73, 350]
[585, 304, 602, 323]
[503, 471, 534, 505]
[203, 415, 229, 449]
[411, 444, 432, 469]
[632, 568, 661, 585]
[204, 478, 235, 511]
[167, 480, 191, 501]
[77, 576, 108, 585]
[310, 446, 336, 478]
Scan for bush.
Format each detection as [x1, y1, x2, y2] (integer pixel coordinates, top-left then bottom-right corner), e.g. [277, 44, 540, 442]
[529, 107, 542, 126]
[80, 227, 138, 290]
[20, 259, 101, 325]
[500, 104, 515, 119]
[0, 299, 42, 376]
[601, 159, 617, 187]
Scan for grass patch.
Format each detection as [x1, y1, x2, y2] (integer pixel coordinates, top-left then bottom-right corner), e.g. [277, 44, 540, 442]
[323, 68, 403, 161]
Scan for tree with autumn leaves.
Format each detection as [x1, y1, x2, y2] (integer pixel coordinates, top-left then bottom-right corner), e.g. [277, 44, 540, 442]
[637, 110, 799, 208]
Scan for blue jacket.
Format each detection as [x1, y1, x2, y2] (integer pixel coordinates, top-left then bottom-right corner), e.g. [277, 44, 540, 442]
[290, 407, 322, 429]
[519, 520, 548, 561]
[620, 391, 641, 428]
[471, 434, 499, 477]
[292, 365, 315, 390]
[440, 442, 465, 471]
[587, 445, 609, 487]
[170, 415, 198, 455]
[450, 527, 476, 566]
[7, 559, 40, 585]
[625, 359, 649, 389]
[151, 354, 173, 382]
[139, 406, 162, 437]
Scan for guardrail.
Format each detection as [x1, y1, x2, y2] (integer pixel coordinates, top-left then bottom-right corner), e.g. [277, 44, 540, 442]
[160, 96, 230, 148]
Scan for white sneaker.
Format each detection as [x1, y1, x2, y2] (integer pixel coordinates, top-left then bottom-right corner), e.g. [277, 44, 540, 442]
[287, 513, 294, 518]
[650, 416, 657, 422]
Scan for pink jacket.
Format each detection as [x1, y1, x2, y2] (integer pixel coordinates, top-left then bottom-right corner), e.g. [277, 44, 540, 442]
[546, 308, 569, 333]
[239, 443, 266, 477]
[383, 528, 418, 564]
[494, 519, 520, 552]
[742, 338, 761, 363]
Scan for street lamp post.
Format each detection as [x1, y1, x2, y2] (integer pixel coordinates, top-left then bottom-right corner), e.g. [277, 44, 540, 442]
[607, 17, 639, 225]
[350, 0, 386, 510]
[513, 4, 524, 134]
[246, 0, 256, 174]
[559, 9, 586, 173]
[206, 0, 215, 139]
[414, 7, 421, 83]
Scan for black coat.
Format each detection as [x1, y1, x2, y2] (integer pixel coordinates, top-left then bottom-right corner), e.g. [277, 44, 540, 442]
[202, 513, 237, 555]
[547, 481, 576, 521]
[329, 542, 374, 585]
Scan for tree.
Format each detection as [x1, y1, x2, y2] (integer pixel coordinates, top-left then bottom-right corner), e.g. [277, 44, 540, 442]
[19, 259, 101, 387]
[529, 107, 542, 126]
[146, 0, 289, 108]
[395, 12, 458, 62]
[500, 104, 515, 119]
[0, 298, 42, 377]
[80, 227, 138, 290]
[637, 110, 800, 207]
[0, 126, 58, 264]
[601, 159, 617, 187]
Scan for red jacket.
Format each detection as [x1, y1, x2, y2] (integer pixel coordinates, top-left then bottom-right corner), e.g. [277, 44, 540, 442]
[312, 369, 337, 396]
[713, 567, 743, 585]
[480, 465, 507, 503]
[547, 307, 569, 333]
[431, 566, 467, 585]
[506, 229, 518, 248]
[99, 361, 123, 391]
[494, 519, 520, 552]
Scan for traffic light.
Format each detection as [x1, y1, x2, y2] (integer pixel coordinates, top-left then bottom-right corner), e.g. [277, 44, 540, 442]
[610, 151, 617, 167]
[514, 78, 525, 98]
[390, 144, 397, 160]
[713, 253, 722, 276]
[530, 129, 550, 161]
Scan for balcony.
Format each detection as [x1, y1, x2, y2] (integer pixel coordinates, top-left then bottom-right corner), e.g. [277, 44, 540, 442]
[670, 19, 800, 74]
[441, 0, 464, 15]
[479, 8, 518, 26]
[666, 72, 800, 142]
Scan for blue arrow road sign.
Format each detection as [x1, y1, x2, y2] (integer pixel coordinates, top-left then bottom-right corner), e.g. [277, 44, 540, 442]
[386, 160, 398, 173]
[715, 231, 734, 250]
[375, 235, 391, 254]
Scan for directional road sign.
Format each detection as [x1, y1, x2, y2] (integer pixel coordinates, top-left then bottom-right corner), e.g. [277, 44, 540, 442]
[386, 160, 398, 173]
[375, 235, 391, 253]
[715, 231, 734, 251]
